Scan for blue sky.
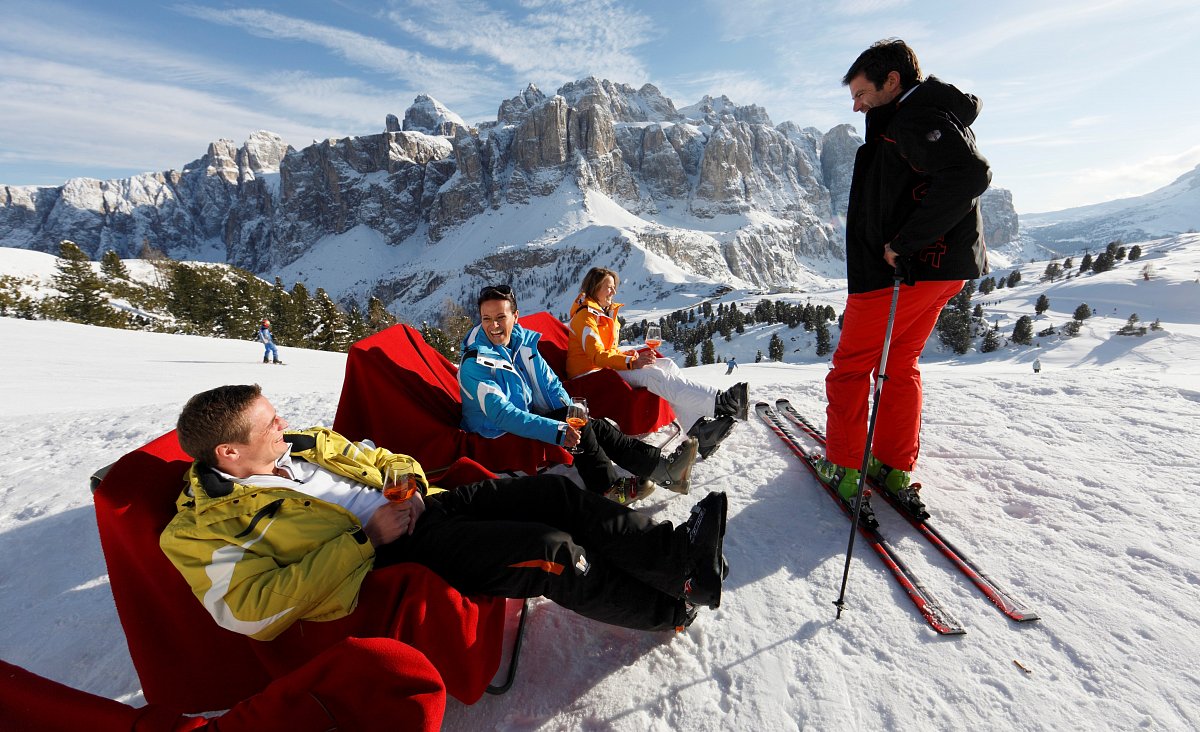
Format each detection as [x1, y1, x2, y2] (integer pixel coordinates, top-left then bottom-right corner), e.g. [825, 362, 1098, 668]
[1, 0, 1197, 214]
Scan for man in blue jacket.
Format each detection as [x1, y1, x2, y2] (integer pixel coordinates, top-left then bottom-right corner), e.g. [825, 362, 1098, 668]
[459, 285, 697, 504]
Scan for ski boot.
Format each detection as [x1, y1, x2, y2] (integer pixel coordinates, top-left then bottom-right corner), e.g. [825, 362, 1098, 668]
[605, 476, 656, 505]
[649, 437, 699, 494]
[680, 491, 728, 609]
[814, 458, 879, 530]
[868, 457, 929, 521]
[715, 382, 749, 421]
[688, 415, 736, 459]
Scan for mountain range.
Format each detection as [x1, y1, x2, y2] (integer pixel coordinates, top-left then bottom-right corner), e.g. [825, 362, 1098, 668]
[4, 77, 1194, 322]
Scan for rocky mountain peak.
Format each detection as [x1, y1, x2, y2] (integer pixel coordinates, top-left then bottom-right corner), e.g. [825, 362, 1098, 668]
[679, 95, 772, 127]
[402, 94, 466, 136]
[555, 77, 680, 123]
[497, 84, 547, 125]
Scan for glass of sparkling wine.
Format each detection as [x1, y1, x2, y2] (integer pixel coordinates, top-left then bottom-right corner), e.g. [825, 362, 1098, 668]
[645, 324, 662, 350]
[565, 398, 589, 454]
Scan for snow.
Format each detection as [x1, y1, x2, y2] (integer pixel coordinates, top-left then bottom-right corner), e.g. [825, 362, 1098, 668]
[2, 235, 1200, 730]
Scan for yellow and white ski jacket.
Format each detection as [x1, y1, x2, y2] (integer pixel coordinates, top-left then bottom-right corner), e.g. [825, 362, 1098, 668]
[159, 427, 433, 641]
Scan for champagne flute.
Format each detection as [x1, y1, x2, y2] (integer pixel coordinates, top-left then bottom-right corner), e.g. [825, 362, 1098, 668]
[644, 324, 662, 350]
[565, 398, 589, 454]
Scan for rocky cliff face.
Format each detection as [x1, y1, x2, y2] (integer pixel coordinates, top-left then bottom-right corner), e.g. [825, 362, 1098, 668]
[0, 79, 1017, 320]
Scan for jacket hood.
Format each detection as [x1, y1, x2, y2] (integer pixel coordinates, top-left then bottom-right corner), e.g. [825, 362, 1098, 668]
[903, 75, 981, 127]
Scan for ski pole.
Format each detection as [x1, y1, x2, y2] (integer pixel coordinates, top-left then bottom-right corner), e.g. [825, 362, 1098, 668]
[833, 269, 904, 619]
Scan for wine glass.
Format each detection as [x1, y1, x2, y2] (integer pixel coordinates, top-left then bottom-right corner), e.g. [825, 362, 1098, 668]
[383, 465, 418, 502]
[644, 325, 662, 350]
[565, 398, 589, 454]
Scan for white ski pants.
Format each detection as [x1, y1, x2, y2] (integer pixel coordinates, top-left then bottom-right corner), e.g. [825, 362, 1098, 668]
[618, 357, 717, 433]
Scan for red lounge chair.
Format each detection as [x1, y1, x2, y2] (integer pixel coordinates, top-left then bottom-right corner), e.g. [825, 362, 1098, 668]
[91, 430, 507, 714]
[334, 323, 570, 476]
[519, 311, 676, 435]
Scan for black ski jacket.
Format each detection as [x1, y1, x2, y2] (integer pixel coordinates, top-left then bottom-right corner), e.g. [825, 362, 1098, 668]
[844, 76, 991, 294]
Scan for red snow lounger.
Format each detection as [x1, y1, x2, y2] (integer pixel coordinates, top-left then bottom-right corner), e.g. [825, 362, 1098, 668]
[91, 430, 506, 716]
[335, 323, 571, 476]
[0, 638, 445, 732]
[519, 311, 676, 435]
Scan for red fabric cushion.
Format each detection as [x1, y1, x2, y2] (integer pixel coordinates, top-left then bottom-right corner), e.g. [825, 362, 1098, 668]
[519, 311, 675, 435]
[333, 324, 570, 476]
[93, 430, 505, 713]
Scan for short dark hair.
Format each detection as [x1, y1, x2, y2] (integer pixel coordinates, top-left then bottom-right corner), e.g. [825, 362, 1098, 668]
[579, 267, 620, 302]
[843, 38, 922, 91]
[177, 384, 262, 467]
[478, 284, 517, 311]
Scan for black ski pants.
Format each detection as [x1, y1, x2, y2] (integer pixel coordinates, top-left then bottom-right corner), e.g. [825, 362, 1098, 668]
[543, 405, 661, 494]
[374, 474, 691, 631]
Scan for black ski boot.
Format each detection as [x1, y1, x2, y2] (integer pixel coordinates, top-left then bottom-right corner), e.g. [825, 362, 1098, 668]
[680, 491, 728, 609]
[715, 382, 749, 421]
[688, 415, 736, 459]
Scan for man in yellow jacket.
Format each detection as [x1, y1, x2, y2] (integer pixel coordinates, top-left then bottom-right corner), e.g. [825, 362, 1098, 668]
[161, 384, 729, 641]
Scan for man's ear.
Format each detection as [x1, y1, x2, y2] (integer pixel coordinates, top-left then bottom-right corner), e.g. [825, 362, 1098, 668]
[214, 442, 239, 469]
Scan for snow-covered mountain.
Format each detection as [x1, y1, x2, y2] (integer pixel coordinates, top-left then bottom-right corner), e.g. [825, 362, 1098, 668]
[1015, 164, 1200, 256]
[0, 78, 1019, 324]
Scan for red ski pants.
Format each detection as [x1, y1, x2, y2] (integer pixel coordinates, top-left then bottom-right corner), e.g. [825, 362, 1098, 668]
[825, 279, 963, 472]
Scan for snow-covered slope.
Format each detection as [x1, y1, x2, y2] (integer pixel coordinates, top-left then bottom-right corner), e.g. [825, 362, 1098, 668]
[1018, 164, 1200, 254]
[1, 235, 1198, 730]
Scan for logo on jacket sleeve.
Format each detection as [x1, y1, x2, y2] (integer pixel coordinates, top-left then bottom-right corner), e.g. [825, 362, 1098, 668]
[926, 129, 942, 142]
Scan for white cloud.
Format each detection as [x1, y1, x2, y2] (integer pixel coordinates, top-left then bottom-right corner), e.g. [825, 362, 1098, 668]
[384, 0, 655, 89]
[177, 6, 488, 88]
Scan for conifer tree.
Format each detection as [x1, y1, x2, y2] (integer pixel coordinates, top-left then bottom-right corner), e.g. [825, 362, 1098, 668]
[285, 282, 312, 344]
[100, 250, 130, 279]
[768, 333, 785, 362]
[310, 288, 348, 351]
[981, 323, 1000, 353]
[1035, 294, 1050, 316]
[1012, 315, 1034, 345]
[1128, 245, 1142, 261]
[816, 320, 832, 357]
[366, 296, 397, 333]
[755, 350, 763, 363]
[1079, 253, 1093, 273]
[701, 339, 716, 365]
[1073, 303, 1092, 321]
[52, 240, 121, 327]
[1006, 270, 1022, 288]
[685, 345, 698, 367]
[345, 303, 368, 345]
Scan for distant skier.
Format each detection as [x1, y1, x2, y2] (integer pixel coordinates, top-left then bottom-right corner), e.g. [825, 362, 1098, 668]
[725, 357, 738, 375]
[257, 319, 282, 364]
[1033, 358, 1041, 374]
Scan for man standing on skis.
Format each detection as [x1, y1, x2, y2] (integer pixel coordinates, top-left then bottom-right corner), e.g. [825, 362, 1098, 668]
[818, 39, 990, 522]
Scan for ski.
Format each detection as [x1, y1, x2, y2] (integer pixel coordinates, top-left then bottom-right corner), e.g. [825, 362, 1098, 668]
[756, 402, 966, 635]
[774, 399, 1039, 623]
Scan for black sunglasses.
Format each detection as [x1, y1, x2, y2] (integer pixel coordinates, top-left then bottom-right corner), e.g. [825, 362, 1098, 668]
[479, 284, 513, 299]
[478, 283, 517, 309]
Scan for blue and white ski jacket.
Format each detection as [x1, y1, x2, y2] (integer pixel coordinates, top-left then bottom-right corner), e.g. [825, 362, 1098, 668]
[458, 323, 571, 445]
